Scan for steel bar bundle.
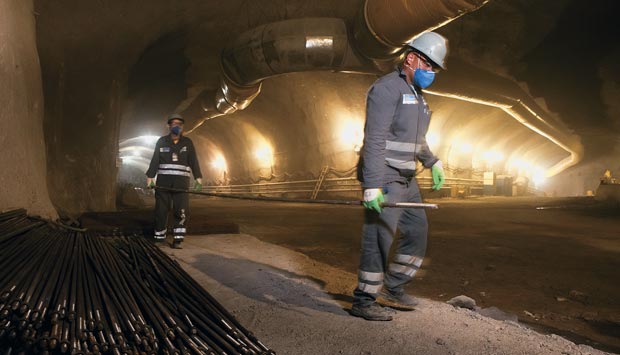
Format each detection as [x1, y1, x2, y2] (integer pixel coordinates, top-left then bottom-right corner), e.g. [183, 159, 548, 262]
[0, 209, 275, 355]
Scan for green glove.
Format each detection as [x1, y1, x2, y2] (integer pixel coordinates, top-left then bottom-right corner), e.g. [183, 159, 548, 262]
[193, 181, 202, 192]
[147, 178, 155, 189]
[431, 161, 445, 191]
[363, 189, 385, 214]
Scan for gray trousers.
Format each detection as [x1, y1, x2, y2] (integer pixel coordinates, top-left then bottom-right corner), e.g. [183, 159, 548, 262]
[353, 179, 428, 306]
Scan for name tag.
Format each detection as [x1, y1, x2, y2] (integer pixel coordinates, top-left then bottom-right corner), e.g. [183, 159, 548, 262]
[172, 153, 178, 162]
[403, 94, 417, 105]
[160, 147, 170, 152]
[180, 146, 187, 153]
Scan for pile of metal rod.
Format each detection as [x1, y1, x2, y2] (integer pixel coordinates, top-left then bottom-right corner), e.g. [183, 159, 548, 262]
[0, 209, 274, 355]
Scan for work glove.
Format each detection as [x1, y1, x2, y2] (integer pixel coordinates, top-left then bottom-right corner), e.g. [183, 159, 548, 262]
[363, 188, 384, 214]
[431, 160, 445, 191]
[146, 178, 155, 189]
[193, 178, 203, 192]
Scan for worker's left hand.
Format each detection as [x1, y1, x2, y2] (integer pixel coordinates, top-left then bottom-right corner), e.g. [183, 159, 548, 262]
[193, 178, 203, 192]
[431, 161, 445, 191]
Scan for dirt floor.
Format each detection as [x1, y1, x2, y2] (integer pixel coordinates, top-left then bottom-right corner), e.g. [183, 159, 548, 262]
[161, 233, 613, 355]
[105, 195, 620, 354]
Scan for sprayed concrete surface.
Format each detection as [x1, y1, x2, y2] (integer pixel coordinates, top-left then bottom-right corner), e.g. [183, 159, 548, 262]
[161, 233, 613, 355]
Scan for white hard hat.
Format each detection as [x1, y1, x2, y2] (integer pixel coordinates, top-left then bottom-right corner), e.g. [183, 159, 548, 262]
[408, 32, 448, 70]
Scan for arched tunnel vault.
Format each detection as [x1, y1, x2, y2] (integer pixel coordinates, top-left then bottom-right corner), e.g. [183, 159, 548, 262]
[118, 69, 568, 191]
[175, 72, 375, 184]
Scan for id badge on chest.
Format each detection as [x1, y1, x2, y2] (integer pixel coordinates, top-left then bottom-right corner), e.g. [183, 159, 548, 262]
[402, 94, 418, 105]
[172, 153, 178, 162]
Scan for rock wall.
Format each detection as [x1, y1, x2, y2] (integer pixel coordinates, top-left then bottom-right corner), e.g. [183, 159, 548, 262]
[0, 0, 56, 218]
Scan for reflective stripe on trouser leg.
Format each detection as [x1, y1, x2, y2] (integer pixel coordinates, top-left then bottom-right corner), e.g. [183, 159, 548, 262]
[173, 228, 186, 241]
[154, 188, 172, 239]
[353, 184, 406, 306]
[388, 254, 422, 278]
[172, 189, 189, 242]
[384, 179, 428, 293]
[357, 270, 383, 294]
[154, 229, 167, 240]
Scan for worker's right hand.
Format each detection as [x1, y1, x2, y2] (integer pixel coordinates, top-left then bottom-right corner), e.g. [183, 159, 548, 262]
[146, 178, 155, 189]
[363, 188, 384, 214]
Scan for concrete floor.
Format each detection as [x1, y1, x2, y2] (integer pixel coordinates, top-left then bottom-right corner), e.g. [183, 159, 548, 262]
[138, 195, 620, 353]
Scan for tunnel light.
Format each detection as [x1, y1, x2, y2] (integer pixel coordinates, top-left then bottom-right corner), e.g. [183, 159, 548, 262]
[141, 135, 159, 145]
[483, 150, 504, 163]
[254, 145, 273, 166]
[212, 155, 227, 170]
[338, 119, 364, 151]
[427, 132, 440, 150]
[305, 36, 333, 49]
[119, 146, 153, 154]
[532, 167, 547, 186]
[451, 140, 472, 154]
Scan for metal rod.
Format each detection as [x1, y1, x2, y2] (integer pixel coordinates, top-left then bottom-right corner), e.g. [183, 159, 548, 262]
[154, 186, 438, 209]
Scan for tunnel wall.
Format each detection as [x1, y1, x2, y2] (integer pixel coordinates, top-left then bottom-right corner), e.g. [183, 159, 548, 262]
[189, 72, 376, 185]
[0, 0, 56, 218]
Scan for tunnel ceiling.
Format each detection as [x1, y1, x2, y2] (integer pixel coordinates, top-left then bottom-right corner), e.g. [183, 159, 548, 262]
[32, 0, 620, 211]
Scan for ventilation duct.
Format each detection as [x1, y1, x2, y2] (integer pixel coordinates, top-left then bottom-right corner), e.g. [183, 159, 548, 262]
[184, 0, 490, 132]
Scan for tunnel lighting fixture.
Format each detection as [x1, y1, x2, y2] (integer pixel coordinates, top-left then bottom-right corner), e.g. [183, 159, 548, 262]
[451, 140, 472, 154]
[338, 119, 364, 151]
[483, 150, 504, 163]
[532, 167, 547, 186]
[305, 36, 333, 49]
[141, 135, 160, 144]
[426, 132, 440, 149]
[119, 146, 153, 154]
[118, 155, 150, 171]
[254, 146, 273, 166]
[212, 155, 227, 170]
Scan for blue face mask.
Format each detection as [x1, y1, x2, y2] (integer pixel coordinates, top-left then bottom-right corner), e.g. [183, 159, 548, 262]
[170, 126, 182, 135]
[413, 68, 435, 89]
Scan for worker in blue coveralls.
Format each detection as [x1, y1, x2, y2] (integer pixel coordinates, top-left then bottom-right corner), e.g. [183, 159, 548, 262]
[351, 32, 448, 321]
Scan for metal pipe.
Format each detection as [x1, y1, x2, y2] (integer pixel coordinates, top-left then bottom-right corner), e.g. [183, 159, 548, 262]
[353, 0, 490, 60]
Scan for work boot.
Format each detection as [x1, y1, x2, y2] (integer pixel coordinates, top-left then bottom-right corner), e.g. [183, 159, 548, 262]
[153, 237, 165, 244]
[379, 289, 419, 309]
[171, 240, 183, 249]
[350, 303, 393, 321]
